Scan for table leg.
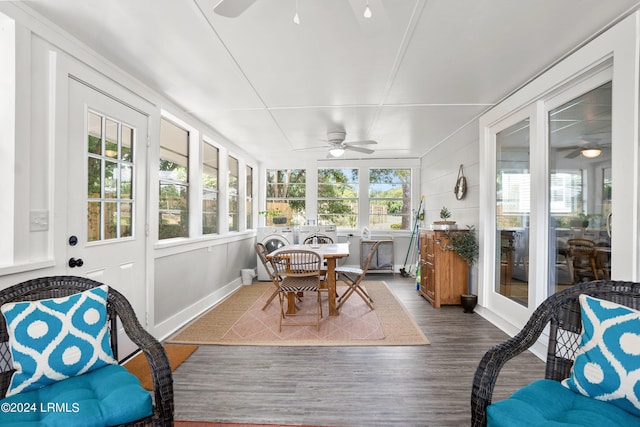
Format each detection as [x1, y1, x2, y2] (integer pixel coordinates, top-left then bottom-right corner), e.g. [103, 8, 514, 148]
[326, 258, 338, 316]
[286, 292, 296, 315]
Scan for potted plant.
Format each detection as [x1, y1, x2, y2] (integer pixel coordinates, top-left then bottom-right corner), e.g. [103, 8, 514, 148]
[446, 225, 479, 313]
[258, 209, 286, 225]
[432, 206, 457, 230]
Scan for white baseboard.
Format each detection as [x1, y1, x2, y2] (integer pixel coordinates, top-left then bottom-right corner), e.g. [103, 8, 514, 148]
[153, 278, 243, 341]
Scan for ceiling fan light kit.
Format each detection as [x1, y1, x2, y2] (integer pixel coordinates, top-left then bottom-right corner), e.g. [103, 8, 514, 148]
[581, 148, 602, 158]
[323, 131, 377, 157]
[329, 147, 345, 157]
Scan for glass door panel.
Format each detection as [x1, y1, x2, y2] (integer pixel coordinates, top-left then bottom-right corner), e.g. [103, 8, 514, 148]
[495, 119, 530, 307]
[548, 82, 612, 295]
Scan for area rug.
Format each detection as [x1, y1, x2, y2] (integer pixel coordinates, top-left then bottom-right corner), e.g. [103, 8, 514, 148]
[167, 281, 429, 346]
[124, 344, 198, 390]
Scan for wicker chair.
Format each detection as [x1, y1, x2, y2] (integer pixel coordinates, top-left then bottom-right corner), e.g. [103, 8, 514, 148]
[256, 242, 282, 310]
[0, 276, 173, 427]
[270, 249, 324, 331]
[471, 280, 640, 426]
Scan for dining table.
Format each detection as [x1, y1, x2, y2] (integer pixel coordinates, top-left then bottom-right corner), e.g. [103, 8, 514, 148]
[269, 242, 350, 316]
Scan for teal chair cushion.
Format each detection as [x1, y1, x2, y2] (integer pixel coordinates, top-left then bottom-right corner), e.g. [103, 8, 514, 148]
[562, 295, 640, 416]
[0, 364, 152, 426]
[487, 379, 640, 427]
[0, 285, 117, 397]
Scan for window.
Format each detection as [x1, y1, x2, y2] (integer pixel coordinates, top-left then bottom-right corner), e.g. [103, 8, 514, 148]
[228, 156, 239, 231]
[549, 170, 583, 216]
[159, 118, 189, 239]
[368, 168, 411, 230]
[87, 111, 135, 241]
[495, 118, 531, 307]
[317, 168, 358, 228]
[265, 169, 306, 225]
[202, 141, 218, 235]
[246, 165, 253, 229]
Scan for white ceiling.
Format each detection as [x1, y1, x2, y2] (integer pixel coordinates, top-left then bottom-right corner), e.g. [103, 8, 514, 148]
[18, 0, 640, 162]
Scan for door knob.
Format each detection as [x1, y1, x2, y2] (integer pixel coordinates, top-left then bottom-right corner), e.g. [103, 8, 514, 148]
[68, 258, 84, 268]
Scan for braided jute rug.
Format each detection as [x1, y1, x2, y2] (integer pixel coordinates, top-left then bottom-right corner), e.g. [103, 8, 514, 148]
[167, 281, 429, 346]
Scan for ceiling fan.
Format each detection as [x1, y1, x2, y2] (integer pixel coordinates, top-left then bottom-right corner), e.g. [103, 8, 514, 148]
[323, 131, 377, 157]
[213, 0, 257, 18]
[557, 140, 611, 159]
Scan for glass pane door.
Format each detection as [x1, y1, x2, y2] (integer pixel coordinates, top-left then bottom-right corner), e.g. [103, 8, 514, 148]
[548, 82, 612, 294]
[495, 119, 530, 307]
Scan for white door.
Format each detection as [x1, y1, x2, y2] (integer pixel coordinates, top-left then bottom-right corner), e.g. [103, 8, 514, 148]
[67, 78, 148, 359]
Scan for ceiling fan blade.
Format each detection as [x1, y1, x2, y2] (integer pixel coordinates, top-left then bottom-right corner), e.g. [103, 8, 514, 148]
[556, 146, 580, 151]
[213, 0, 257, 17]
[345, 140, 378, 146]
[565, 147, 583, 159]
[293, 145, 329, 152]
[345, 145, 375, 154]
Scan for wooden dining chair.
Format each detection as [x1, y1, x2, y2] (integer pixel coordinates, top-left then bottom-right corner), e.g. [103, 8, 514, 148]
[255, 242, 281, 310]
[303, 234, 334, 244]
[334, 240, 382, 310]
[567, 238, 599, 284]
[270, 249, 324, 331]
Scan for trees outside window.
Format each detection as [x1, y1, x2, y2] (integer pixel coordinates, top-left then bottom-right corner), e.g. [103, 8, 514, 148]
[228, 156, 239, 231]
[265, 169, 306, 225]
[159, 118, 189, 239]
[317, 168, 358, 228]
[202, 141, 218, 234]
[369, 168, 411, 230]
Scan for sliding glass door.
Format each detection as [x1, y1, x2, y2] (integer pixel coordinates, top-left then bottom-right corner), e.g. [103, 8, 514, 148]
[487, 69, 614, 324]
[548, 82, 612, 295]
[480, 16, 639, 333]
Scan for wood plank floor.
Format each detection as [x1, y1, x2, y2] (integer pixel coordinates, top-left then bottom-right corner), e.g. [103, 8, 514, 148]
[171, 274, 545, 426]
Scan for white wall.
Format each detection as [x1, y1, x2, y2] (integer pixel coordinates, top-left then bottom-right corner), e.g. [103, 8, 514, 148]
[421, 121, 481, 292]
[0, 3, 259, 342]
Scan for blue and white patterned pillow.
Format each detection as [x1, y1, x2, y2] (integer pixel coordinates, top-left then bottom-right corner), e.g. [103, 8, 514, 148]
[562, 294, 640, 416]
[1, 285, 117, 396]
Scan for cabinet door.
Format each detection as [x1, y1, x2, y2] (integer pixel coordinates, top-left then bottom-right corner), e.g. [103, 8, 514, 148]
[424, 232, 437, 303]
[420, 231, 428, 292]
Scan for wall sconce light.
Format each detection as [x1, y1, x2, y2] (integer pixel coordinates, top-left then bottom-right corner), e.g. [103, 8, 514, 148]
[581, 148, 602, 158]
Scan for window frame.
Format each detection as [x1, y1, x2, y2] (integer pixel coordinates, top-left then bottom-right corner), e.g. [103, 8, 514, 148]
[260, 160, 420, 233]
[202, 139, 219, 235]
[368, 168, 412, 231]
[158, 117, 190, 240]
[264, 168, 307, 226]
[246, 165, 253, 230]
[228, 155, 239, 232]
[317, 167, 359, 228]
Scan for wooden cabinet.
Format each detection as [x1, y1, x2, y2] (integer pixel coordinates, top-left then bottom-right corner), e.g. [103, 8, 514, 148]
[419, 229, 469, 308]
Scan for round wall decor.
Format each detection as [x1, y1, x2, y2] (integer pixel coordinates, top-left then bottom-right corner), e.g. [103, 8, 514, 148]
[454, 164, 467, 200]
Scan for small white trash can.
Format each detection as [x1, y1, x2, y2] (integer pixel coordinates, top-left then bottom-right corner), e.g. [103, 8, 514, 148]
[241, 268, 256, 285]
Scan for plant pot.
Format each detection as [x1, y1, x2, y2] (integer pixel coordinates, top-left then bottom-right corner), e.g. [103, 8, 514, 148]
[431, 221, 456, 230]
[272, 216, 287, 225]
[460, 294, 478, 313]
